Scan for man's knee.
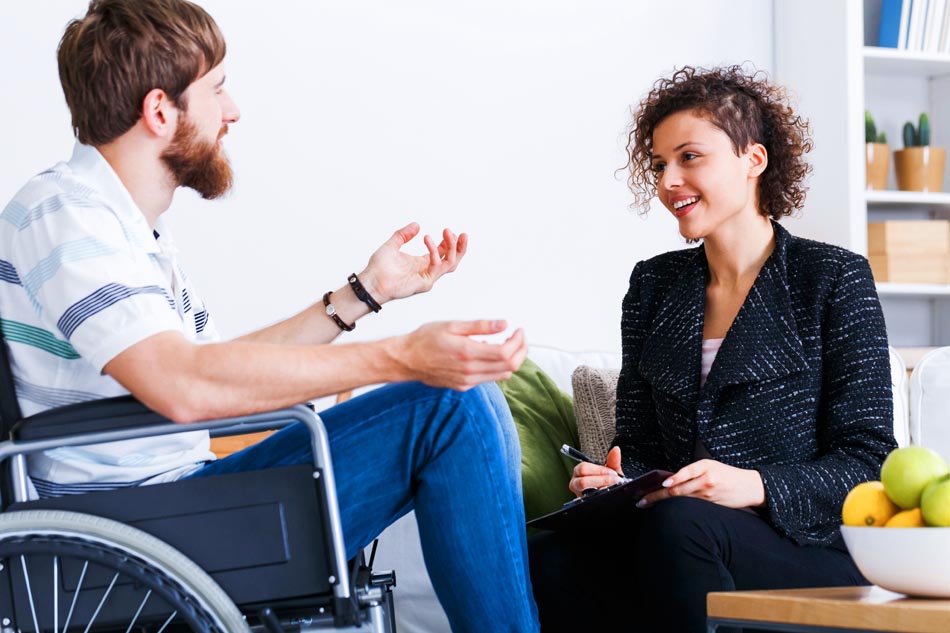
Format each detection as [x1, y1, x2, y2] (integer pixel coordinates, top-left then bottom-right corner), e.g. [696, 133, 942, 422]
[440, 381, 514, 429]
[456, 382, 520, 460]
[471, 380, 517, 431]
[410, 382, 516, 450]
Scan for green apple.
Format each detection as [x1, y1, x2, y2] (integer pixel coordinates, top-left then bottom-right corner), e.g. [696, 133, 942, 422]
[880, 446, 950, 510]
[921, 474, 950, 526]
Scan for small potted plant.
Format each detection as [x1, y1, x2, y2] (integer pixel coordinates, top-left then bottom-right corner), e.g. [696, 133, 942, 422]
[865, 110, 889, 190]
[894, 113, 946, 192]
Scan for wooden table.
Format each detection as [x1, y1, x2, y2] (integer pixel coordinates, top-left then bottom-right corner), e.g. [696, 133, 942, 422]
[706, 586, 950, 633]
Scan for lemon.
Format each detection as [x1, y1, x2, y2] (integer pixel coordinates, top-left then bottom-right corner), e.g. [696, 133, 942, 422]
[884, 507, 927, 527]
[842, 481, 899, 527]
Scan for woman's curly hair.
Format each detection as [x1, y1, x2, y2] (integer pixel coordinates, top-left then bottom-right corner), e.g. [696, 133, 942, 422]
[624, 65, 813, 220]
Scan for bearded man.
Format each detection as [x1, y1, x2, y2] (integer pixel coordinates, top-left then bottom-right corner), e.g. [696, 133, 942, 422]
[0, 1, 539, 631]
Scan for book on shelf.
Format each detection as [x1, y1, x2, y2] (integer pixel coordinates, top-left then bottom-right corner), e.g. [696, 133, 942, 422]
[888, 0, 950, 52]
[908, 0, 925, 51]
[940, 0, 950, 52]
[879, 0, 906, 47]
[924, 0, 938, 51]
[926, 0, 948, 52]
[899, 0, 913, 48]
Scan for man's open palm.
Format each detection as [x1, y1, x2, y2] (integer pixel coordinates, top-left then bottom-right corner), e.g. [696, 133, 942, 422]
[364, 222, 468, 303]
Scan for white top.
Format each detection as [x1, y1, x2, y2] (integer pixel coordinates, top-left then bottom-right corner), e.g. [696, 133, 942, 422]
[0, 143, 217, 497]
[700, 337, 724, 388]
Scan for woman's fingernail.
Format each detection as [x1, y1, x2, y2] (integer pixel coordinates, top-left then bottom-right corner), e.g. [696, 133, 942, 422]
[636, 499, 647, 508]
[662, 479, 673, 488]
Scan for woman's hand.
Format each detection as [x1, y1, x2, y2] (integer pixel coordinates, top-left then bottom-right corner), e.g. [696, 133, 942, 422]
[359, 223, 467, 304]
[637, 459, 765, 509]
[568, 446, 625, 497]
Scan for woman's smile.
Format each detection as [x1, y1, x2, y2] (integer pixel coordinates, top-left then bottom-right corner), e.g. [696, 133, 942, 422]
[672, 195, 701, 217]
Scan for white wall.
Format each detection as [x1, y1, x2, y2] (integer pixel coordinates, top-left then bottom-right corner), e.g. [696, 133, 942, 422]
[0, 1, 773, 353]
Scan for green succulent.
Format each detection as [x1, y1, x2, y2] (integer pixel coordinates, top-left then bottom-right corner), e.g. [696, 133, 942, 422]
[902, 113, 931, 148]
[865, 110, 887, 144]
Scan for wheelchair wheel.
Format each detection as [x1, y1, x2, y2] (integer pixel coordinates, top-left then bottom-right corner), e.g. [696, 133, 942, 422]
[0, 509, 249, 632]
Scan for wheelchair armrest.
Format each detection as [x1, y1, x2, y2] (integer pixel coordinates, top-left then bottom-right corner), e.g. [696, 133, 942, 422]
[12, 395, 170, 442]
[8, 397, 317, 451]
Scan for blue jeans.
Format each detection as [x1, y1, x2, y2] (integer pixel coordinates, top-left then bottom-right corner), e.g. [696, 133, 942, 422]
[185, 381, 539, 633]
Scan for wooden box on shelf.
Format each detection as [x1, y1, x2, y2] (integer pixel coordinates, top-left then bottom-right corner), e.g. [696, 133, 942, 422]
[868, 220, 950, 255]
[869, 253, 950, 283]
[867, 220, 950, 284]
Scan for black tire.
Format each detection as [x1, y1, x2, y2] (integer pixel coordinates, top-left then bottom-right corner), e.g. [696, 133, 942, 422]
[0, 509, 249, 632]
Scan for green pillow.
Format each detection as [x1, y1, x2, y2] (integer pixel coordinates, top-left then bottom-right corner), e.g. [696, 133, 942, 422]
[497, 358, 579, 522]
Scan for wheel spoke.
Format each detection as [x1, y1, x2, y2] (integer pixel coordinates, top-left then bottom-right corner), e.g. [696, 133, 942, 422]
[63, 560, 88, 633]
[155, 610, 178, 633]
[124, 589, 152, 633]
[19, 555, 40, 633]
[53, 555, 59, 633]
[81, 571, 119, 633]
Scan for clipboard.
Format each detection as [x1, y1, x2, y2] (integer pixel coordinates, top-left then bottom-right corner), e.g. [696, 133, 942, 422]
[527, 469, 673, 531]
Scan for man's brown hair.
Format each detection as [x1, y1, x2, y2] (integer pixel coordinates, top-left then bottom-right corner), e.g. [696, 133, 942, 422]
[58, 0, 226, 146]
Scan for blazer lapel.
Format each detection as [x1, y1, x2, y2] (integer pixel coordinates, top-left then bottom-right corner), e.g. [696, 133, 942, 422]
[704, 222, 808, 393]
[638, 247, 706, 410]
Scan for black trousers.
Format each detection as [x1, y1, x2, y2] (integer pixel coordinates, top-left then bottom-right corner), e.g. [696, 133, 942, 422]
[528, 497, 866, 633]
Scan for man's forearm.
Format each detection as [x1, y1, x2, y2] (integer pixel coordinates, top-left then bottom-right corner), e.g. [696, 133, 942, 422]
[107, 333, 403, 423]
[105, 321, 524, 425]
[238, 280, 374, 346]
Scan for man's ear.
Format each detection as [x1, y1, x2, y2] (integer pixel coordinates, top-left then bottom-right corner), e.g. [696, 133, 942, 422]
[141, 88, 177, 139]
[747, 142, 768, 178]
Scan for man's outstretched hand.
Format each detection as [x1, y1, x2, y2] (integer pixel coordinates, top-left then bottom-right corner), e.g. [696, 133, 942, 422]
[359, 223, 467, 305]
[388, 320, 527, 391]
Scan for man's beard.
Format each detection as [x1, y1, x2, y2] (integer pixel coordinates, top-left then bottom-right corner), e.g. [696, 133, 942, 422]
[160, 115, 233, 199]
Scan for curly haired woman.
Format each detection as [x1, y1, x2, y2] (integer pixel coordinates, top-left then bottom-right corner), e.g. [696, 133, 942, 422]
[528, 65, 896, 632]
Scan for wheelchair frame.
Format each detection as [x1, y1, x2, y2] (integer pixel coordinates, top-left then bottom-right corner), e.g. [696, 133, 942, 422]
[0, 338, 396, 631]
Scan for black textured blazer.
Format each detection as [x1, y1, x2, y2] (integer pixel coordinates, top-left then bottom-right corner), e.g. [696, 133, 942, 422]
[614, 221, 897, 545]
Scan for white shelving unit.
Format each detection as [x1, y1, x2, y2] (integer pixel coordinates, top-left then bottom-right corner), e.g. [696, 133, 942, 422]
[863, 46, 950, 76]
[776, 0, 950, 350]
[877, 282, 950, 297]
[865, 190, 950, 207]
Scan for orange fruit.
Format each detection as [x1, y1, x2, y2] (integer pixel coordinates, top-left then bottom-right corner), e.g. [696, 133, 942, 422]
[842, 481, 899, 527]
[884, 507, 926, 527]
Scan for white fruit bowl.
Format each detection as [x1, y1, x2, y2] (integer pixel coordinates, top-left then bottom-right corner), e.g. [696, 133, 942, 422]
[841, 525, 950, 598]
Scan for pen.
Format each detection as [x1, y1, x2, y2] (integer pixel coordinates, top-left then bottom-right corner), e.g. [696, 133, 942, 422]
[560, 444, 596, 464]
[559, 444, 631, 483]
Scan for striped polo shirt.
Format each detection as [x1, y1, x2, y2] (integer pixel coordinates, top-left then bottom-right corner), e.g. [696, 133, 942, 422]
[0, 143, 217, 497]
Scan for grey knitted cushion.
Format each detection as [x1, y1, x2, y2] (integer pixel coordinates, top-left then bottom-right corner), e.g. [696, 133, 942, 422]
[571, 365, 620, 464]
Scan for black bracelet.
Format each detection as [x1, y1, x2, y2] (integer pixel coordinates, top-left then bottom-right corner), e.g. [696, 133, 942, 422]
[322, 291, 355, 331]
[348, 273, 382, 313]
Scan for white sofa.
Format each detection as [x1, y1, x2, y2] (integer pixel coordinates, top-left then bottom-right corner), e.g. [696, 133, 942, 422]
[371, 344, 912, 633]
[909, 346, 950, 461]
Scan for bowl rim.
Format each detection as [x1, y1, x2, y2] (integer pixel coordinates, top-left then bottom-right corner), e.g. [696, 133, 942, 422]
[840, 524, 950, 531]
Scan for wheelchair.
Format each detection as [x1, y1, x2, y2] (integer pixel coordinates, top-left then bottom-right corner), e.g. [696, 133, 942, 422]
[0, 331, 397, 632]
